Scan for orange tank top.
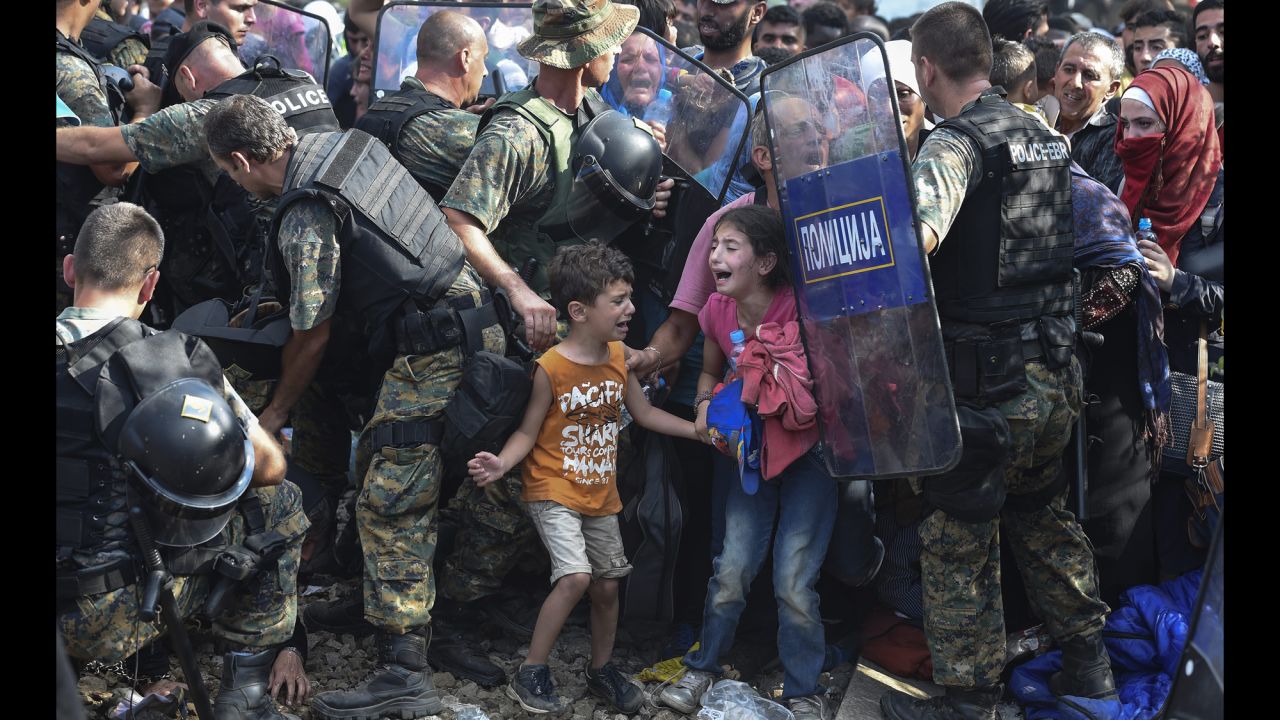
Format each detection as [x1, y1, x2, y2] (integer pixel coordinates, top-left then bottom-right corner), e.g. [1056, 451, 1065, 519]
[522, 342, 627, 516]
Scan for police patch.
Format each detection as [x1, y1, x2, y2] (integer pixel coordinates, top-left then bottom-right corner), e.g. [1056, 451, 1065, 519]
[181, 394, 214, 423]
[793, 197, 894, 284]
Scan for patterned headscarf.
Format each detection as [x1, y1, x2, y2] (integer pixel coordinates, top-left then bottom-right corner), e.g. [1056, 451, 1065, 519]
[1151, 47, 1209, 86]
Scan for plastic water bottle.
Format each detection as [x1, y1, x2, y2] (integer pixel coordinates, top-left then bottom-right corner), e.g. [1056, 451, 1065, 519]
[728, 329, 747, 374]
[1136, 217, 1157, 244]
[644, 88, 674, 129]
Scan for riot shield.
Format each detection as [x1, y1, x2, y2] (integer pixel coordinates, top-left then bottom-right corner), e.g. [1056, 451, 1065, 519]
[760, 35, 960, 479]
[604, 28, 750, 303]
[239, 0, 333, 85]
[372, 2, 536, 102]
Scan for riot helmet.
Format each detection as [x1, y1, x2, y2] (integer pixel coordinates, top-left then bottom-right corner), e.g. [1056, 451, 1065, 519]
[118, 377, 255, 547]
[566, 109, 663, 243]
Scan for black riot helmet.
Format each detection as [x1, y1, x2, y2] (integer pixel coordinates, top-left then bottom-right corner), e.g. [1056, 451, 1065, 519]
[118, 377, 254, 547]
[566, 109, 663, 243]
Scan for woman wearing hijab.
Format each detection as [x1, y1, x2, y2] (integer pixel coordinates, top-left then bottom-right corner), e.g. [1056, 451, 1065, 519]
[1065, 164, 1171, 605]
[1115, 64, 1223, 580]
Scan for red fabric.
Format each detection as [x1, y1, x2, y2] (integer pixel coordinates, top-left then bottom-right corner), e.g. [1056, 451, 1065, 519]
[737, 320, 819, 480]
[1114, 66, 1222, 266]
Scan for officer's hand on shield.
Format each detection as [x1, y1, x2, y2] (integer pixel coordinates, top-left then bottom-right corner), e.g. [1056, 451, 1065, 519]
[510, 283, 558, 351]
[465, 97, 496, 115]
[123, 64, 162, 117]
[651, 177, 675, 219]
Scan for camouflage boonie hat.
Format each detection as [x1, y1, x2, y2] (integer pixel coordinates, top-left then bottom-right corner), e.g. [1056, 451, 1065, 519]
[517, 0, 640, 70]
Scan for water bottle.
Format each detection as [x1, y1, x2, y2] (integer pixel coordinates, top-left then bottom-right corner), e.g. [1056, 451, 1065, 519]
[644, 88, 674, 129]
[1136, 217, 1157, 244]
[728, 329, 747, 375]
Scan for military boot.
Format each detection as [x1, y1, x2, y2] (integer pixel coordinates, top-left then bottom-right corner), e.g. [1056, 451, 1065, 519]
[1049, 633, 1118, 700]
[427, 620, 506, 687]
[303, 594, 376, 637]
[879, 684, 1001, 720]
[214, 649, 300, 720]
[310, 627, 444, 720]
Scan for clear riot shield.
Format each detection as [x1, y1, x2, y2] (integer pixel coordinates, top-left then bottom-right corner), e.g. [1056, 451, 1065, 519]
[239, 0, 333, 85]
[760, 34, 960, 479]
[372, 2, 536, 102]
[603, 28, 750, 303]
[604, 29, 750, 203]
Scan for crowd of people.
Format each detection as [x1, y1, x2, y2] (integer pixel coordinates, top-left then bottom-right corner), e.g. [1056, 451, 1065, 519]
[56, 0, 1223, 719]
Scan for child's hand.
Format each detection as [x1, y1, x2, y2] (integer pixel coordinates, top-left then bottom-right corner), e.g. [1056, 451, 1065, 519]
[694, 402, 710, 443]
[468, 452, 506, 486]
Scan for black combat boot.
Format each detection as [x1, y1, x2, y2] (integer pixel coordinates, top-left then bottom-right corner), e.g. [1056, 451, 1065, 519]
[302, 594, 376, 637]
[1050, 633, 1118, 700]
[879, 684, 1002, 720]
[427, 620, 506, 687]
[214, 649, 300, 720]
[310, 627, 443, 720]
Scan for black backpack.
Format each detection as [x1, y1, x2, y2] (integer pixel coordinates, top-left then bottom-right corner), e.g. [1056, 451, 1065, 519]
[441, 351, 533, 477]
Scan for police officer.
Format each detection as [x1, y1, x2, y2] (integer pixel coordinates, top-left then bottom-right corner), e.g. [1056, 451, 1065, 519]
[57, 0, 157, 314]
[84, 7, 151, 70]
[203, 93, 507, 720]
[879, 5, 1114, 719]
[56, 202, 308, 720]
[355, 10, 491, 202]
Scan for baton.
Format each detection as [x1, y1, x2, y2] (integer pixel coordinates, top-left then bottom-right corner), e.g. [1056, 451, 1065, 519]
[1071, 269, 1088, 521]
[130, 506, 217, 719]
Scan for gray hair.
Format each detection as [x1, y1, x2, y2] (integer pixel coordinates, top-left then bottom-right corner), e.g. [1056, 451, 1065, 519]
[1059, 31, 1124, 83]
[204, 94, 296, 163]
[73, 202, 165, 292]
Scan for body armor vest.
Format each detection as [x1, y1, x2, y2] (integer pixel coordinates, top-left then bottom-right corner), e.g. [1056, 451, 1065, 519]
[81, 17, 147, 64]
[356, 86, 455, 200]
[931, 90, 1074, 324]
[56, 319, 152, 571]
[269, 130, 465, 365]
[144, 63, 340, 310]
[56, 31, 122, 258]
[477, 87, 607, 294]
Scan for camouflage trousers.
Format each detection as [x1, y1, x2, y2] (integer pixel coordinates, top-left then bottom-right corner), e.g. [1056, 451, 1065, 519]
[920, 359, 1109, 688]
[438, 471, 540, 603]
[58, 482, 310, 663]
[358, 267, 504, 633]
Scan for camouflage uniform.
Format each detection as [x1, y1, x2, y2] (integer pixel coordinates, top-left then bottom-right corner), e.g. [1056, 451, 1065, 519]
[911, 126, 1109, 689]
[434, 102, 564, 603]
[277, 198, 503, 633]
[94, 10, 150, 68]
[59, 482, 310, 662]
[55, 310, 310, 663]
[120, 97, 220, 175]
[391, 77, 483, 194]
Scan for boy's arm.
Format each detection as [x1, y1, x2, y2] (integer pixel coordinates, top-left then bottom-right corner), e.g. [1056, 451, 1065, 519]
[469, 364, 552, 485]
[624, 373, 704, 443]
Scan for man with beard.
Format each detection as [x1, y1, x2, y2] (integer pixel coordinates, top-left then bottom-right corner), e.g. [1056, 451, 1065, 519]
[1193, 0, 1223, 107]
[685, 0, 767, 94]
[1053, 32, 1125, 192]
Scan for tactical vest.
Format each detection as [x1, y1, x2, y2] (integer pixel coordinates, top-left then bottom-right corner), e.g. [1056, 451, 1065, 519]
[477, 87, 607, 295]
[56, 318, 153, 577]
[56, 30, 122, 259]
[143, 63, 340, 311]
[355, 86, 455, 200]
[931, 90, 1074, 324]
[269, 130, 465, 365]
[142, 32, 171, 95]
[81, 17, 147, 64]
[56, 317, 239, 600]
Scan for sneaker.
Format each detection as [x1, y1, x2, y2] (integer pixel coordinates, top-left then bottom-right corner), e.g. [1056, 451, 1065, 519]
[658, 668, 715, 714]
[585, 662, 643, 714]
[506, 664, 570, 715]
[788, 693, 835, 720]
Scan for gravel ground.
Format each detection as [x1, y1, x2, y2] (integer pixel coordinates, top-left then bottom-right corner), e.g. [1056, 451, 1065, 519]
[75, 579, 857, 720]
